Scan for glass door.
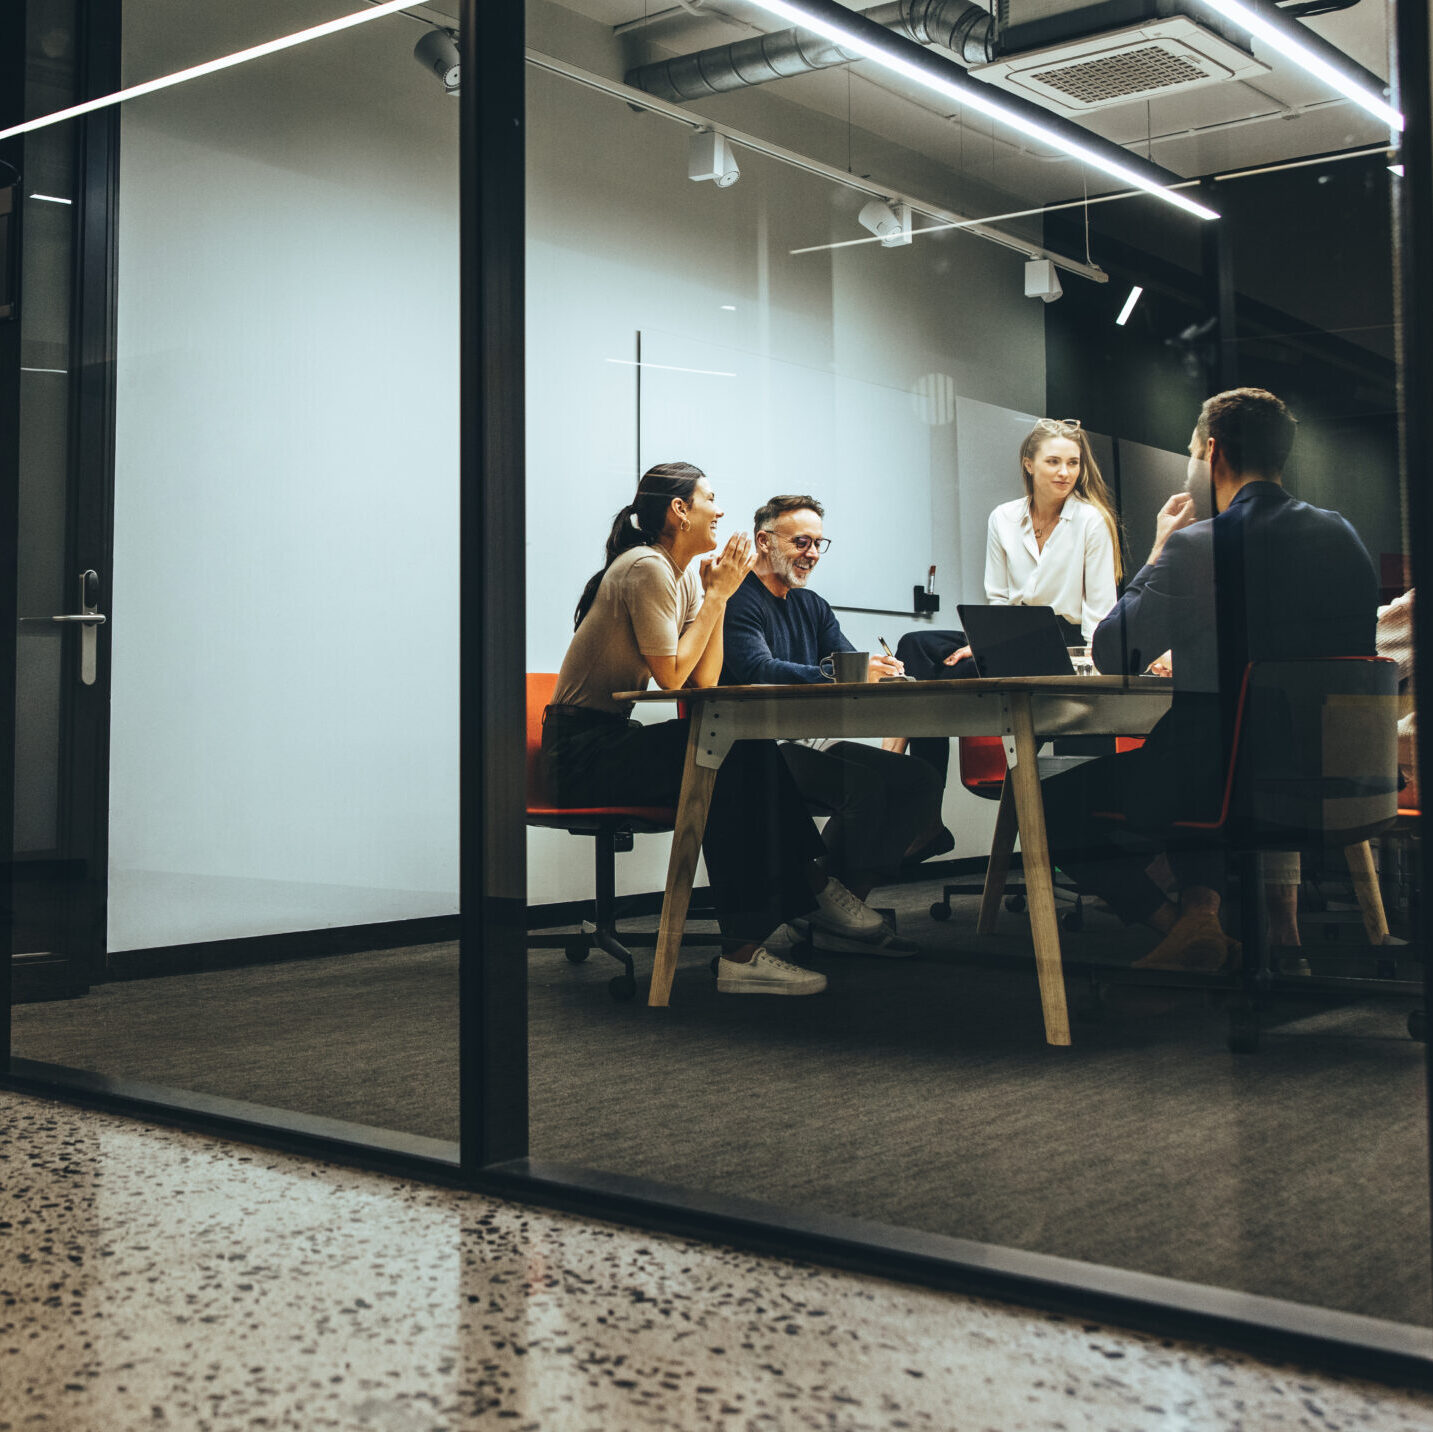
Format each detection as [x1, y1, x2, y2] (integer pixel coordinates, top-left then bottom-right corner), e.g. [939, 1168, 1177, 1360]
[9, 0, 107, 1002]
[6, 0, 466, 1157]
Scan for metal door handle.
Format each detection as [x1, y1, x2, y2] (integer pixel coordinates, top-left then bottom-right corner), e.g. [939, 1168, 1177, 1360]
[57, 570, 105, 684]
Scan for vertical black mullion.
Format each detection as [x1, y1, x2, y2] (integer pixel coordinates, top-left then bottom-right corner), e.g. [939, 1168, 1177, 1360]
[0, 4, 25, 1066]
[459, 0, 527, 1174]
[64, 0, 120, 987]
[1392, 0, 1433, 1272]
[1202, 194, 1238, 390]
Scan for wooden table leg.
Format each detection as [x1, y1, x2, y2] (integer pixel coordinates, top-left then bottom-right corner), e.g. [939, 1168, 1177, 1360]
[1004, 697, 1072, 1046]
[648, 717, 720, 1006]
[1345, 839, 1390, 946]
[977, 776, 1018, 935]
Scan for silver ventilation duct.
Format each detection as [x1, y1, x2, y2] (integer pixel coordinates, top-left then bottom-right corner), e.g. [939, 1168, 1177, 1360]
[625, 0, 996, 104]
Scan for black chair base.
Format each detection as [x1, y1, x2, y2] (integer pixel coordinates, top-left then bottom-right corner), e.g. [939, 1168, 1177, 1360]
[930, 877, 1083, 931]
[527, 824, 721, 1000]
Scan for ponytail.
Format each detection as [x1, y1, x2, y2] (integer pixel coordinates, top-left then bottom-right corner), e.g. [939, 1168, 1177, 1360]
[573, 462, 706, 629]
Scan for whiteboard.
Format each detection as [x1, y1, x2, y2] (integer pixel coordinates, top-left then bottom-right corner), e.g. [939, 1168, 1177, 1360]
[637, 330, 932, 612]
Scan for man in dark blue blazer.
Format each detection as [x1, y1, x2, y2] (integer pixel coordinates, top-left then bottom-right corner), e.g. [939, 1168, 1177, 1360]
[1041, 387, 1378, 971]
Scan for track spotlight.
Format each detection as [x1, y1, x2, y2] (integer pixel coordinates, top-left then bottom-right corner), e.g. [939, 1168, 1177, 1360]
[413, 29, 460, 95]
[1115, 285, 1143, 325]
[1024, 258, 1063, 304]
[688, 130, 740, 187]
[858, 199, 911, 247]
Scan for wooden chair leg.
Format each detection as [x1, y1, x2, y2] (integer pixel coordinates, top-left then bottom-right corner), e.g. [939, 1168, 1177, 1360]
[977, 778, 1018, 935]
[1345, 839, 1390, 946]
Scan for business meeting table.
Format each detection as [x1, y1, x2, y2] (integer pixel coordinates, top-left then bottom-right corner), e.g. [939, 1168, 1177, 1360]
[617, 674, 1173, 1046]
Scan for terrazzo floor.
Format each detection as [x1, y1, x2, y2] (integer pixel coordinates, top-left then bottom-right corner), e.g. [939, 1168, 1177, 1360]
[3, 1090, 1433, 1432]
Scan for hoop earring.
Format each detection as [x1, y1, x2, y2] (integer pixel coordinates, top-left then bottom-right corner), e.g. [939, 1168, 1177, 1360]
[680, 518, 691, 533]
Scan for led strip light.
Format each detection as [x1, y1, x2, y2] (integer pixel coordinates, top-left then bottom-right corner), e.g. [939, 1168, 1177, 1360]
[741, 0, 1220, 221]
[0, 0, 419, 142]
[1198, 0, 1402, 132]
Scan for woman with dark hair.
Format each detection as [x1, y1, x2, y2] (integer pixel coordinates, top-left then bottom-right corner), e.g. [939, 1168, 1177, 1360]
[891, 419, 1122, 805]
[544, 462, 893, 997]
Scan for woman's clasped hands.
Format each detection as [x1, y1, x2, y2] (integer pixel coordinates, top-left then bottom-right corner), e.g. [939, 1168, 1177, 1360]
[701, 531, 755, 601]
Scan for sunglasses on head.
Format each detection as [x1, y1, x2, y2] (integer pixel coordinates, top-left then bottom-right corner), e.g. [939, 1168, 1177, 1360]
[1034, 417, 1082, 436]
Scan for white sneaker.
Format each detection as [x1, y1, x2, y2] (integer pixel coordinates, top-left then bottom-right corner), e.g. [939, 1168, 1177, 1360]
[716, 947, 828, 996]
[810, 877, 887, 940]
[810, 926, 919, 958]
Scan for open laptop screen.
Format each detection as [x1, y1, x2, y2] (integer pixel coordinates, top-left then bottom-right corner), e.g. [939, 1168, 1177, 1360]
[956, 604, 1075, 677]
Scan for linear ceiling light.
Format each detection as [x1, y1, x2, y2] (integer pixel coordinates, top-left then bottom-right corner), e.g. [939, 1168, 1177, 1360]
[28, 193, 72, 204]
[1115, 285, 1144, 325]
[0, 0, 417, 142]
[740, 0, 1218, 221]
[1197, 0, 1402, 132]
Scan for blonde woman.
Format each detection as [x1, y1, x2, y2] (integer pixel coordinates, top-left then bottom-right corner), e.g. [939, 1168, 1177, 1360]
[891, 419, 1123, 814]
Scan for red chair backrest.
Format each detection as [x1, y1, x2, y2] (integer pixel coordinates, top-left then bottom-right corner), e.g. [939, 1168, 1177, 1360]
[958, 736, 1007, 794]
[526, 673, 559, 808]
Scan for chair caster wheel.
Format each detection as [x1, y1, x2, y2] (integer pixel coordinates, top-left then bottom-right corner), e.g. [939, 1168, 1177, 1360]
[564, 938, 591, 964]
[1409, 1009, 1427, 1043]
[609, 974, 637, 1001]
[929, 902, 952, 921]
[1005, 893, 1027, 914]
[1061, 910, 1084, 933]
[1227, 1001, 1259, 1053]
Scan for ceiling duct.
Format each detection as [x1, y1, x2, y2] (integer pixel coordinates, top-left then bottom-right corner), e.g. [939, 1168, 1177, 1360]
[627, 0, 1382, 120]
[625, 0, 996, 103]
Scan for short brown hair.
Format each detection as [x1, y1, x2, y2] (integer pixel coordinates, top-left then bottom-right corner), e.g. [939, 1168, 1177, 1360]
[753, 494, 824, 532]
[1196, 388, 1297, 477]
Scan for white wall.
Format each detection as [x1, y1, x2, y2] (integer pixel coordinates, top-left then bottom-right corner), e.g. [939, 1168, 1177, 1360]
[109, 2, 460, 949]
[107, 0, 1055, 941]
[524, 17, 1048, 903]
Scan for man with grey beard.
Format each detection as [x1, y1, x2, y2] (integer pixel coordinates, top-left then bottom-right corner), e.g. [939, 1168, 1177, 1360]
[721, 495, 945, 956]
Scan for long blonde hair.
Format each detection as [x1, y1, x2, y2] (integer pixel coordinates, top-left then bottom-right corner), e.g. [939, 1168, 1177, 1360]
[1019, 422, 1124, 584]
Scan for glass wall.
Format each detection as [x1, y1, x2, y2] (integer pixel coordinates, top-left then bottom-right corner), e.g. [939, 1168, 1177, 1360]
[2, 0, 1428, 1370]
[523, 0, 1429, 1329]
[7, 0, 462, 1155]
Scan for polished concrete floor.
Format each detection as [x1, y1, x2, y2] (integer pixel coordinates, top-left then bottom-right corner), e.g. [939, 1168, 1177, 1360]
[3, 1091, 1433, 1430]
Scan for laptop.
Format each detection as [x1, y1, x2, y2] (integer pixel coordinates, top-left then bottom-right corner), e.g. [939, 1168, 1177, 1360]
[956, 604, 1075, 678]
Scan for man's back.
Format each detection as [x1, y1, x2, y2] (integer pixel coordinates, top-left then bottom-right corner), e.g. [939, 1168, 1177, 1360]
[1097, 481, 1376, 695]
[1094, 480, 1376, 822]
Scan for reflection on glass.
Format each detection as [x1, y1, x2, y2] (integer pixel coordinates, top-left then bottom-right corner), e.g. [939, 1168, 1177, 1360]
[524, 0, 1428, 1327]
[11, 1, 462, 1155]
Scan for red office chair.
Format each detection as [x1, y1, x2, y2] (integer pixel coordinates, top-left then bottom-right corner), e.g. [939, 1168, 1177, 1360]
[1096, 658, 1403, 1050]
[525, 673, 678, 1001]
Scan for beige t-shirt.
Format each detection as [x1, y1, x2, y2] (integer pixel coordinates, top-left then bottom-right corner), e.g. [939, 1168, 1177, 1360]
[553, 545, 703, 715]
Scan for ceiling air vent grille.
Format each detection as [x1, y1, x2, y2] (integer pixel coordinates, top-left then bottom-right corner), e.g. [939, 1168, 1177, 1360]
[1031, 43, 1208, 105]
[970, 17, 1269, 114]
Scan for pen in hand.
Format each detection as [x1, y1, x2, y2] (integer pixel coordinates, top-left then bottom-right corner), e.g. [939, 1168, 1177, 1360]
[877, 637, 912, 680]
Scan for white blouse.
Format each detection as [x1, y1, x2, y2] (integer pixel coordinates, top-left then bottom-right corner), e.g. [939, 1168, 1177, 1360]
[984, 494, 1118, 641]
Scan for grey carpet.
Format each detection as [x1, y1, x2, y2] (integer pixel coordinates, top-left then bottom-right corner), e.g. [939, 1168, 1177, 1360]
[11, 877, 1431, 1327]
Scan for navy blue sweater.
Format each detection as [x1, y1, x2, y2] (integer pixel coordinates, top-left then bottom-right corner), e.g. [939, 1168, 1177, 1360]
[721, 572, 854, 684]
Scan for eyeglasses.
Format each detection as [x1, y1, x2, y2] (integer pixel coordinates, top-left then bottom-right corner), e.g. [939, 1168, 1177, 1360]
[1034, 417, 1082, 436]
[767, 532, 831, 554]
